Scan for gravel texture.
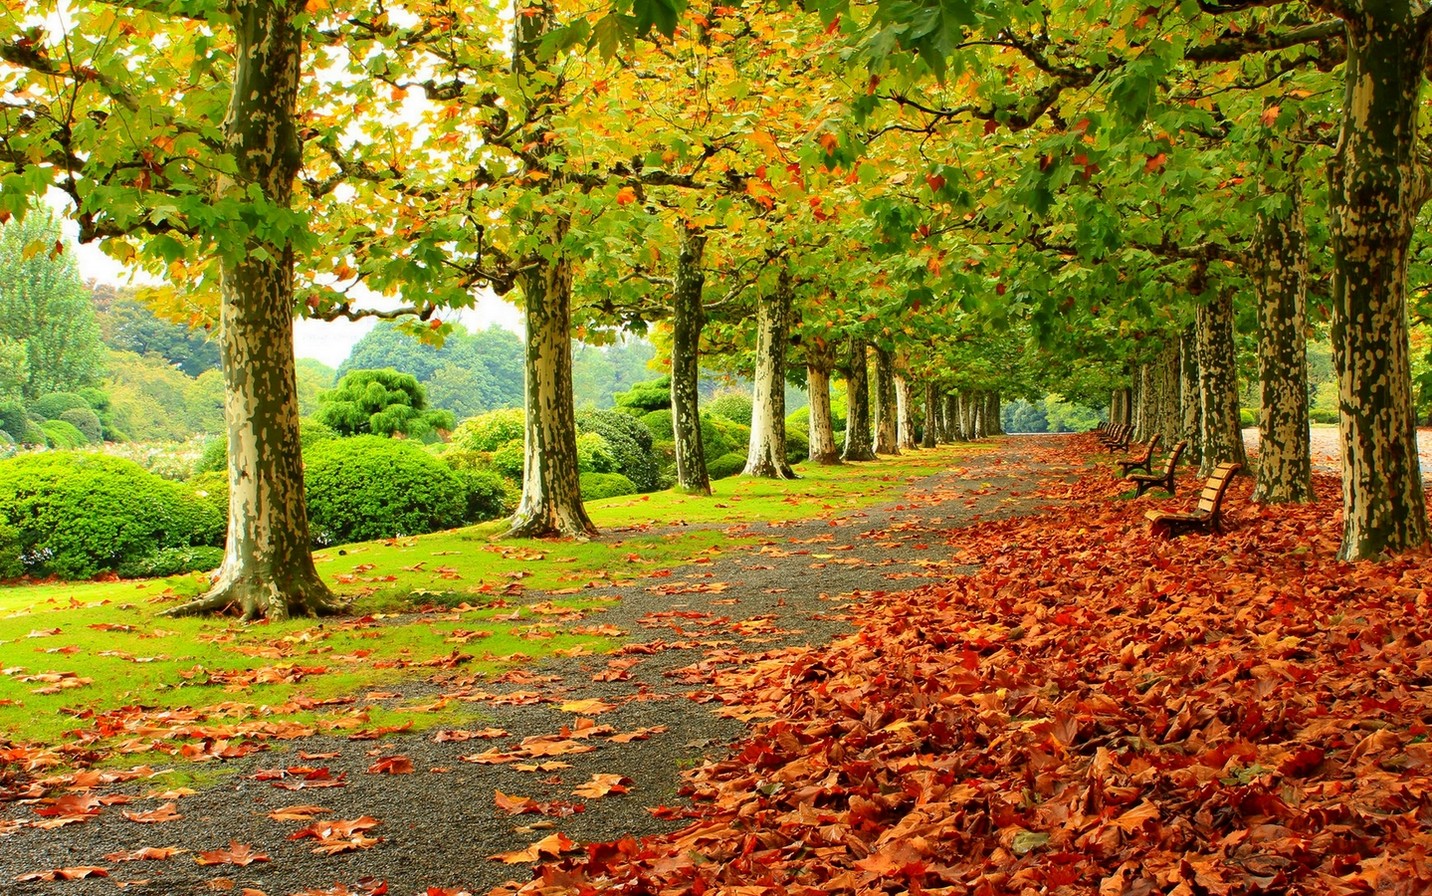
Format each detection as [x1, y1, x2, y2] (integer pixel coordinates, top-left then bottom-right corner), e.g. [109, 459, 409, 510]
[0, 444, 1057, 896]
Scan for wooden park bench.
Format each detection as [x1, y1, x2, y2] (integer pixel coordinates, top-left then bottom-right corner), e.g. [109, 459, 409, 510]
[1099, 423, 1132, 451]
[1146, 461, 1241, 538]
[1127, 439, 1187, 496]
[1117, 432, 1161, 475]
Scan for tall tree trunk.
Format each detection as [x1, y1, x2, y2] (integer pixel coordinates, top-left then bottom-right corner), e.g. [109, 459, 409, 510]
[507, 224, 595, 538]
[872, 345, 900, 454]
[670, 226, 710, 495]
[1325, 10, 1429, 558]
[1196, 288, 1248, 477]
[1251, 177, 1314, 504]
[744, 268, 796, 478]
[985, 392, 1002, 435]
[1156, 343, 1182, 445]
[895, 370, 918, 451]
[1133, 364, 1152, 441]
[921, 381, 938, 448]
[842, 338, 877, 461]
[806, 336, 841, 464]
[941, 390, 958, 442]
[1180, 326, 1202, 464]
[164, 0, 337, 620]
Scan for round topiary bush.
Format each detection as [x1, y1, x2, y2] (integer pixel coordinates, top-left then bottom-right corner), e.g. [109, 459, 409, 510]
[436, 450, 517, 523]
[640, 409, 674, 440]
[39, 419, 89, 449]
[0, 520, 22, 579]
[304, 435, 468, 545]
[701, 412, 750, 459]
[613, 377, 672, 412]
[706, 392, 754, 426]
[176, 471, 228, 548]
[451, 408, 527, 452]
[27, 392, 93, 420]
[576, 410, 659, 492]
[0, 452, 191, 579]
[117, 545, 225, 579]
[58, 407, 104, 443]
[785, 427, 809, 465]
[707, 451, 747, 480]
[580, 472, 637, 500]
[576, 432, 618, 474]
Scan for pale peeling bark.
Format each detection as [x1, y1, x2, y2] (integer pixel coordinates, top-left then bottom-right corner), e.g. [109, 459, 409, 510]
[1133, 364, 1152, 442]
[950, 392, 967, 441]
[507, 223, 596, 538]
[806, 337, 841, 464]
[872, 346, 900, 455]
[842, 338, 877, 461]
[966, 391, 985, 439]
[895, 371, 918, 451]
[743, 268, 797, 479]
[1180, 327, 1202, 464]
[1196, 289, 1248, 477]
[1325, 10, 1429, 558]
[1156, 343, 1182, 445]
[921, 381, 938, 448]
[984, 392, 1003, 436]
[670, 227, 710, 495]
[1251, 182, 1314, 504]
[164, 0, 338, 621]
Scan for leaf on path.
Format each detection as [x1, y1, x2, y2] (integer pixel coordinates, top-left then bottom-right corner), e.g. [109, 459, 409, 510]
[488, 832, 576, 864]
[366, 755, 414, 775]
[122, 802, 183, 823]
[266, 804, 332, 822]
[609, 725, 668, 743]
[557, 697, 616, 715]
[194, 841, 269, 866]
[15, 867, 109, 881]
[105, 847, 184, 861]
[434, 728, 508, 742]
[572, 774, 630, 798]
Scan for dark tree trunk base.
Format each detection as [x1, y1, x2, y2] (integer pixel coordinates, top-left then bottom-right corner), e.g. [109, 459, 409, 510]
[162, 568, 344, 622]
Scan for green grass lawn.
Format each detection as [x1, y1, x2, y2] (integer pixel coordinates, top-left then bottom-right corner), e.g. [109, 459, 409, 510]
[0, 446, 979, 753]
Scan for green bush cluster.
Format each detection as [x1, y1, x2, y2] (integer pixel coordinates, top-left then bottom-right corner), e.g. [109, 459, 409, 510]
[706, 392, 754, 426]
[451, 408, 527, 452]
[39, 419, 88, 449]
[304, 436, 469, 545]
[613, 377, 671, 413]
[59, 407, 104, 443]
[316, 368, 454, 440]
[0, 452, 220, 579]
[580, 472, 637, 500]
[641, 408, 674, 440]
[576, 410, 660, 492]
[707, 452, 747, 479]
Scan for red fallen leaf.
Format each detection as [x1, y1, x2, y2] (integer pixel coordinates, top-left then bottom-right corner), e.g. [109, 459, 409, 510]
[434, 728, 508, 742]
[194, 842, 269, 866]
[34, 793, 103, 819]
[494, 791, 540, 815]
[488, 831, 576, 864]
[15, 866, 110, 881]
[105, 846, 184, 861]
[366, 755, 414, 775]
[609, 725, 668, 744]
[122, 802, 183, 823]
[572, 773, 631, 798]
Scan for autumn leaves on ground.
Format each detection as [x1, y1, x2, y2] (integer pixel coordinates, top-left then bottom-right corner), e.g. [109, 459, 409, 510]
[5, 435, 1432, 895]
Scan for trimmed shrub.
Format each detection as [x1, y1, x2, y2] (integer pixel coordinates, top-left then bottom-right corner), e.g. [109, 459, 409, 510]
[576, 410, 659, 492]
[1309, 407, 1338, 425]
[613, 377, 671, 412]
[785, 427, 809, 465]
[451, 408, 526, 452]
[40, 419, 88, 449]
[577, 432, 619, 474]
[1239, 408, 1256, 427]
[436, 450, 517, 522]
[304, 435, 468, 545]
[177, 471, 228, 547]
[707, 451, 746, 480]
[641, 408, 675, 440]
[117, 545, 225, 579]
[0, 520, 22, 579]
[59, 407, 104, 443]
[0, 403, 26, 443]
[580, 472, 637, 500]
[490, 438, 525, 480]
[28, 392, 92, 420]
[706, 392, 753, 426]
[0, 452, 191, 578]
[197, 419, 339, 476]
[316, 368, 454, 438]
[702, 413, 750, 459]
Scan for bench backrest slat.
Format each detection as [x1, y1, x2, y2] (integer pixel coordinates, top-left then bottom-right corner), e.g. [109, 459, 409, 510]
[1196, 462, 1241, 514]
[1162, 440, 1188, 475]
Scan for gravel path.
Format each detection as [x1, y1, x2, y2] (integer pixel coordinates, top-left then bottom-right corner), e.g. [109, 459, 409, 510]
[0, 442, 1063, 896]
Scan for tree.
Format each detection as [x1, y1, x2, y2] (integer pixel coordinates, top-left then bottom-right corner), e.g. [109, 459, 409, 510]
[0, 209, 105, 398]
[95, 288, 221, 377]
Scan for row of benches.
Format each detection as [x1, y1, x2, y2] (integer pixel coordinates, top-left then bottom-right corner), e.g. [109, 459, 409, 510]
[1092, 424, 1240, 538]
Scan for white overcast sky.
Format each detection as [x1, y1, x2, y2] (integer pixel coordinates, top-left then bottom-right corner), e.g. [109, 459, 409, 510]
[75, 240, 524, 369]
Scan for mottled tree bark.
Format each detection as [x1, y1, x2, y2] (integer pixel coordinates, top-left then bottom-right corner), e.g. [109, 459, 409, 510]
[921, 381, 938, 448]
[984, 391, 1002, 435]
[670, 226, 710, 495]
[507, 224, 596, 538]
[165, 0, 338, 620]
[941, 391, 959, 442]
[1324, 8, 1428, 558]
[842, 338, 876, 461]
[1251, 180, 1314, 504]
[743, 268, 796, 478]
[895, 369, 919, 451]
[1156, 343, 1182, 446]
[1180, 326, 1202, 464]
[806, 336, 841, 464]
[872, 345, 900, 455]
[1196, 289, 1248, 477]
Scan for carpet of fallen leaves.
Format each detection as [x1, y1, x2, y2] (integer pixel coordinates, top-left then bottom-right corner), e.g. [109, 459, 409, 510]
[496, 437, 1432, 896]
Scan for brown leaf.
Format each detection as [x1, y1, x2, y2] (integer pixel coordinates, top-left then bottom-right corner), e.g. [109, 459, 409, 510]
[572, 774, 631, 799]
[194, 841, 269, 866]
